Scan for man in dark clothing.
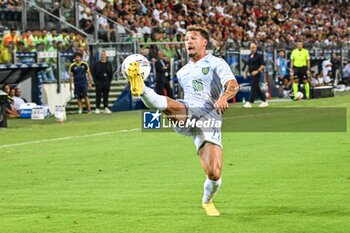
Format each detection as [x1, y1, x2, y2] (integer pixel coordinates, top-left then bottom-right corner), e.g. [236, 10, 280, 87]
[155, 51, 174, 98]
[243, 43, 268, 108]
[91, 50, 113, 114]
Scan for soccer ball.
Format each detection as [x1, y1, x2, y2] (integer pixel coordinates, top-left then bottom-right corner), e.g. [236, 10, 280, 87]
[121, 54, 151, 80]
[289, 91, 304, 100]
[297, 92, 304, 100]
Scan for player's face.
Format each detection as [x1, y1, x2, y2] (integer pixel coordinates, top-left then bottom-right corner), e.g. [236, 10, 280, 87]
[101, 52, 107, 61]
[185, 31, 207, 59]
[279, 51, 285, 57]
[75, 56, 81, 63]
[250, 43, 257, 54]
[297, 42, 303, 50]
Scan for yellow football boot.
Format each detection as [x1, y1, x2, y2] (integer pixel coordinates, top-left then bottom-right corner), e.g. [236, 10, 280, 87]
[127, 62, 144, 96]
[202, 202, 220, 216]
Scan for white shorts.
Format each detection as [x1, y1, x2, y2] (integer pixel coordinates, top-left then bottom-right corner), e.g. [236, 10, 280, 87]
[173, 100, 222, 151]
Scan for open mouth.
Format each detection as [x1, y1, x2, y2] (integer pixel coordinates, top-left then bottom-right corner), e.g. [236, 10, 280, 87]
[187, 47, 195, 52]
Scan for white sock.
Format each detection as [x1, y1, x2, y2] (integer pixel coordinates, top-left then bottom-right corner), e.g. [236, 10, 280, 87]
[202, 177, 222, 203]
[141, 86, 167, 111]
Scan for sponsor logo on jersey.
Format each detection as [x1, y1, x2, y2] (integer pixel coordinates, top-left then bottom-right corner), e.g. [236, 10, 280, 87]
[192, 79, 204, 92]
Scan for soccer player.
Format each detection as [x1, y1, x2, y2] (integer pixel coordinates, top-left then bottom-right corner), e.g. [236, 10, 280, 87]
[126, 25, 239, 216]
[290, 41, 311, 100]
[69, 52, 93, 114]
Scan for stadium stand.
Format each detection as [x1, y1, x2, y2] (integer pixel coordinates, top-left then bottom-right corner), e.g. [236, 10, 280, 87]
[0, 0, 349, 113]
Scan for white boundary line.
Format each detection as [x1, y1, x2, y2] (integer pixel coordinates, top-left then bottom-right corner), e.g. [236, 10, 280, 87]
[0, 128, 140, 148]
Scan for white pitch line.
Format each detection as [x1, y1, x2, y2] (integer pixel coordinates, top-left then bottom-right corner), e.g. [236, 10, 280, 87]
[0, 128, 140, 148]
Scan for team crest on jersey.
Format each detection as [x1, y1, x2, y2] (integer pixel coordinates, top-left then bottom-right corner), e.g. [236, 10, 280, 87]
[202, 67, 209, 75]
[192, 79, 204, 92]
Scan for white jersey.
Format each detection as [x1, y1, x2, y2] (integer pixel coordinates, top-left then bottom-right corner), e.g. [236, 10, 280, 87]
[176, 54, 236, 108]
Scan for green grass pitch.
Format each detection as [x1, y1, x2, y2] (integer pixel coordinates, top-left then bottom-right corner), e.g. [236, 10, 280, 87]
[1, 94, 350, 233]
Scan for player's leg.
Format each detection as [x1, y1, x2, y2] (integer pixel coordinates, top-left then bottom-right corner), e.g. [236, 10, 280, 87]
[292, 76, 299, 100]
[82, 84, 91, 112]
[127, 61, 187, 122]
[278, 76, 283, 98]
[284, 75, 292, 90]
[103, 85, 110, 109]
[256, 80, 266, 103]
[95, 84, 102, 112]
[198, 142, 222, 216]
[75, 85, 83, 114]
[303, 79, 310, 99]
[248, 76, 259, 104]
[77, 98, 83, 114]
[253, 74, 267, 107]
[84, 96, 91, 112]
[303, 72, 310, 99]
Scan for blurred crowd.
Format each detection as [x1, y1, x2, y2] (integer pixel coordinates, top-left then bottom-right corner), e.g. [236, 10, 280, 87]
[73, 0, 350, 48]
[0, 28, 89, 64]
[1, 0, 350, 50]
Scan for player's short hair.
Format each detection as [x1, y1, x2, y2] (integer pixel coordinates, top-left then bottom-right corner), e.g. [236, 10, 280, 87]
[74, 52, 82, 58]
[186, 25, 210, 43]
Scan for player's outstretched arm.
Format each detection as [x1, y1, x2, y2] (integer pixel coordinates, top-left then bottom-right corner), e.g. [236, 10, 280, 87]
[214, 79, 239, 114]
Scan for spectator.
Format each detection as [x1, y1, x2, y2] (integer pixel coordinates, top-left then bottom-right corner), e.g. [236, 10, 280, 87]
[13, 87, 27, 110]
[16, 41, 28, 52]
[322, 59, 333, 83]
[323, 70, 333, 86]
[311, 72, 324, 87]
[343, 61, 350, 86]
[331, 52, 341, 80]
[91, 50, 113, 114]
[155, 51, 174, 98]
[2, 28, 19, 46]
[1, 84, 19, 118]
[82, 19, 94, 34]
[0, 41, 14, 64]
[22, 29, 34, 49]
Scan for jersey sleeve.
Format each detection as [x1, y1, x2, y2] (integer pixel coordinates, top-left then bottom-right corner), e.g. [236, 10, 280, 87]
[305, 50, 310, 60]
[214, 59, 236, 86]
[176, 66, 185, 88]
[276, 58, 280, 66]
[69, 63, 74, 74]
[83, 62, 90, 72]
[259, 54, 266, 66]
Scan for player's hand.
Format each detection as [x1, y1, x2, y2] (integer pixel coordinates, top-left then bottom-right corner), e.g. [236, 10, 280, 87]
[306, 69, 311, 76]
[251, 70, 258, 76]
[214, 96, 229, 114]
[243, 72, 247, 80]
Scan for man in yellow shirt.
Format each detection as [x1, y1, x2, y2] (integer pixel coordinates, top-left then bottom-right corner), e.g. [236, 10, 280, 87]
[290, 41, 311, 100]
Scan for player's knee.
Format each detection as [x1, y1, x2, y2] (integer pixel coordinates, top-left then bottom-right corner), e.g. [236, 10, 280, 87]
[207, 169, 221, 181]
